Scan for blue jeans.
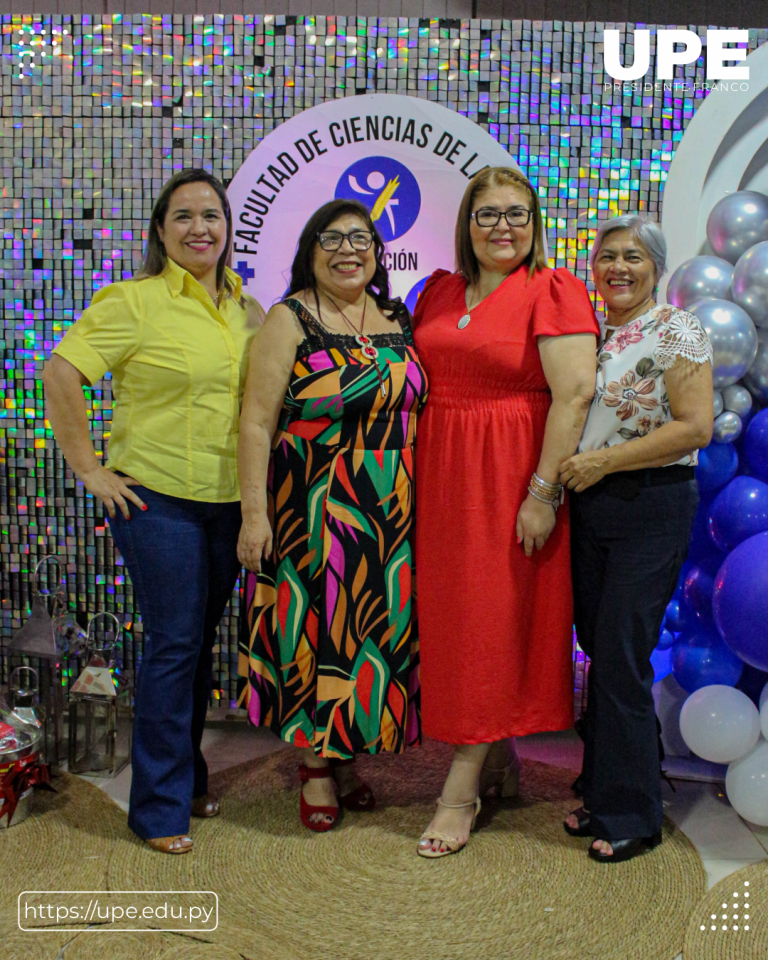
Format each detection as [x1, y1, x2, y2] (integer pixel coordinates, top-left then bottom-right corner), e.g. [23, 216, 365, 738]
[108, 487, 241, 840]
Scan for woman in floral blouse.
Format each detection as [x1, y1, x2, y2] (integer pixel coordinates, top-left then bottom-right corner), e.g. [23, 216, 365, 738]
[560, 214, 713, 864]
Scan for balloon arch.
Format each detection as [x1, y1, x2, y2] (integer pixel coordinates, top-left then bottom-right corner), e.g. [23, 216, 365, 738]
[644, 43, 768, 825]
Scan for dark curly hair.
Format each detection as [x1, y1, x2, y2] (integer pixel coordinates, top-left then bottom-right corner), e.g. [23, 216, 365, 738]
[286, 199, 405, 320]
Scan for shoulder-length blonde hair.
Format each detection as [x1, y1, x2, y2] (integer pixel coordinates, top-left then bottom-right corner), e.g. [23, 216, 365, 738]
[455, 167, 547, 283]
[135, 168, 241, 301]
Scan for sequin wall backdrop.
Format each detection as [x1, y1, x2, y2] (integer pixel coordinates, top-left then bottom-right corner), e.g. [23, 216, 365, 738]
[2, 15, 767, 706]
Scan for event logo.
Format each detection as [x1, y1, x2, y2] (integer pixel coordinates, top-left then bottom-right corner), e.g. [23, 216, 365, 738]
[335, 157, 421, 243]
[227, 94, 520, 307]
[603, 29, 749, 83]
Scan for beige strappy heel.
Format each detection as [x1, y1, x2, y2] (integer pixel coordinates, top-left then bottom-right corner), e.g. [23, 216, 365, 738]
[417, 796, 482, 859]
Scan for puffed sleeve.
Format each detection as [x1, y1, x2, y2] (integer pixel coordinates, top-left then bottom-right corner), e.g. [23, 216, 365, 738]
[531, 267, 600, 339]
[653, 306, 714, 370]
[52, 282, 141, 385]
[412, 269, 452, 329]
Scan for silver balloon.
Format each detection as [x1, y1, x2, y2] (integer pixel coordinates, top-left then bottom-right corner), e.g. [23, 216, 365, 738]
[689, 298, 759, 388]
[713, 411, 743, 443]
[707, 191, 768, 264]
[713, 390, 724, 417]
[722, 383, 753, 418]
[732, 240, 768, 327]
[744, 327, 768, 402]
[667, 256, 734, 309]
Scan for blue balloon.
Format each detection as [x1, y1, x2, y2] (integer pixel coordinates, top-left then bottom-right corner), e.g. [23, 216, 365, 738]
[664, 597, 695, 633]
[671, 628, 744, 693]
[696, 442, 740, 493]
[683, 565, 715, 625]
[713, 530, 768, 671]
[736, 662, 768, 706]
[675, 560, 694, 593]
[744, 409, 768, 482]
[651, 646, 673, 683]
[708, 475, 768, 553]
[657, 627, 675, 651]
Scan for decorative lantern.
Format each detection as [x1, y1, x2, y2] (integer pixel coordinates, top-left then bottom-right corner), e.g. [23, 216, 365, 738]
[67, 613, 132, 778]
[5, 556, 78, 772]
[1, 667, 51, 829]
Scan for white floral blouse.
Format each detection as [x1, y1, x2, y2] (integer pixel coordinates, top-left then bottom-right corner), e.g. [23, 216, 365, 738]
[579, 305, 713, 466]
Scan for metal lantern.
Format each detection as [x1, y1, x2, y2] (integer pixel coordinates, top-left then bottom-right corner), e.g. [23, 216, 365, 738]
[5, 556, 75, 772]
[67, 613, 132, 778]
[1, 667, 48, 829]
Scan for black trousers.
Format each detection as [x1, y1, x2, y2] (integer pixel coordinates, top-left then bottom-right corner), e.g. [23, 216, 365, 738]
[570, 475, 698, 840]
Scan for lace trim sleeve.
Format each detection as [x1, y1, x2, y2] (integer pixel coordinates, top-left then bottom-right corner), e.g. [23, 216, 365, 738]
[653, 308, 714, 370]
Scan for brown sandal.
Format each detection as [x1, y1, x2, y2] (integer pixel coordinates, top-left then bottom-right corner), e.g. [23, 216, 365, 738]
[191, 794, 220, 818]
[145, 835, 193, 854]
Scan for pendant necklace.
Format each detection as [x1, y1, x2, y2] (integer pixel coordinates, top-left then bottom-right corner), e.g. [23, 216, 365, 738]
[321, 292, 388, 398]
[458, 285, 480, 329]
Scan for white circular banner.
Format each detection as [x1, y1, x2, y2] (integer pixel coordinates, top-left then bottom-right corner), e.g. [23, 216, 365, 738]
[227, 94, 519, 312]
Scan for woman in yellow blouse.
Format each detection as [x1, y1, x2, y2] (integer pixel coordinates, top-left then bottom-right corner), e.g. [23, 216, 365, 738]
[43, 169, 264, 854]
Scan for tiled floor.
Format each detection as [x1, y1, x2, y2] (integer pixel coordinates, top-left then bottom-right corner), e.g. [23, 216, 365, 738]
[83, 725, 766, 960]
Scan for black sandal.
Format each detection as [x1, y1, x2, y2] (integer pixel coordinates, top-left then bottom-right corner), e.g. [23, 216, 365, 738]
[588, 832, 662, 863]
[563, 806, 592, 837]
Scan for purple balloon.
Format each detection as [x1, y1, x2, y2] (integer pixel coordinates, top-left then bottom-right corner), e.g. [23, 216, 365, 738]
[672, 628, 744, 692]
[708, 475, 768, 553]
[683, 566, 715, 625]
[714, 530, 768, 671]
[744, 410, 768, 482]
[696, 442, 740, 493]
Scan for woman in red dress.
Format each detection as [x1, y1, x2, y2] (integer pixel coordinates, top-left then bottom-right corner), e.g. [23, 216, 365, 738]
[413, 167, 599, 857]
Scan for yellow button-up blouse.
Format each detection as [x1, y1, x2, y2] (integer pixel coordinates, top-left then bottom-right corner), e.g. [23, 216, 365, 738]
[53, 258, 261, 502]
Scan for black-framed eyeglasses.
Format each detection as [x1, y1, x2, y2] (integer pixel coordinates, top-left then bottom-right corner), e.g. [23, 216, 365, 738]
[316, 230, 374, 252]
[470, 207, 533, 228]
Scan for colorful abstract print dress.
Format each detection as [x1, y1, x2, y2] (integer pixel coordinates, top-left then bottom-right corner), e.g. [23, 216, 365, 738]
[238, 299, 428, 758]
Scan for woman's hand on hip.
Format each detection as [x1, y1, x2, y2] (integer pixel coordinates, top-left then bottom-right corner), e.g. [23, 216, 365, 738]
[516, 495, 556, 558]
[559, 450, 611, 492]
[238, 514, 273, 572]
[81, 465, 145, 520]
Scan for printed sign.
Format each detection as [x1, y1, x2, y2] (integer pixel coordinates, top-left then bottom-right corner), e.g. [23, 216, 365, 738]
[227, 94, 519, 309]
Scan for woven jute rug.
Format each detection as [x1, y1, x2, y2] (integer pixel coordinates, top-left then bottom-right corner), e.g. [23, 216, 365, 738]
[683, 860, 768, 960]
[0, 770, 125, 958]
[96, 739, 704, 960]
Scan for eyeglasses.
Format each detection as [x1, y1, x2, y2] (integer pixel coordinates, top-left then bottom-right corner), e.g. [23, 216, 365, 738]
[316, 230, 374, 252]
[470, 207, 533, 228]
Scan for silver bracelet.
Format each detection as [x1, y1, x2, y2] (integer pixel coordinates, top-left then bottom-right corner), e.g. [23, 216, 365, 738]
[527, 485, 559, 511]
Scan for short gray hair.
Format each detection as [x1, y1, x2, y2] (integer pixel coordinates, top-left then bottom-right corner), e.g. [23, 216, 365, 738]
[590, 214, 667, 280]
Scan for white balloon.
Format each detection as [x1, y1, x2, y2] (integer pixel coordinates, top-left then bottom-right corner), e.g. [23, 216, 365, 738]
[762, 700, 768, 741]
[680, 685, 761, 763]
[726, 740, 768, 826]
[760, 681, 768, 710]
[714, 390, 724, 417]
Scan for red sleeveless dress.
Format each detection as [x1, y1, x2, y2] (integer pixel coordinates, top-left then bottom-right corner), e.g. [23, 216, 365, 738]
[413, 265, 599, 743]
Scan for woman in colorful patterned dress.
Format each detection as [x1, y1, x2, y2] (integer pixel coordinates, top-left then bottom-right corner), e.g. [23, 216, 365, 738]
[237, 199, 427, 831]
[561, 215, 713, 863]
